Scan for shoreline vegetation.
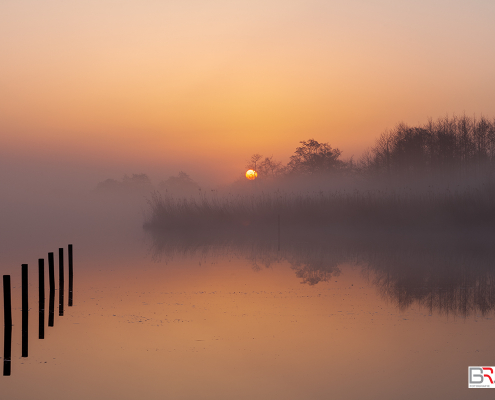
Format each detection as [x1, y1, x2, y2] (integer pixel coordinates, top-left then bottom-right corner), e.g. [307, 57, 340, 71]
[141, 114, 495, 315]
[144, 115, 495, 235]
[143, 184, 495, 233]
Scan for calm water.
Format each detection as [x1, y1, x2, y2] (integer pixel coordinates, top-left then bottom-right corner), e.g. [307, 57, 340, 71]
[2, 205, 495, 399]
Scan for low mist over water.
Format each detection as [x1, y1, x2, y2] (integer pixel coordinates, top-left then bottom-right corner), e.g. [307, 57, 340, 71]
[4, 0, 495, 396]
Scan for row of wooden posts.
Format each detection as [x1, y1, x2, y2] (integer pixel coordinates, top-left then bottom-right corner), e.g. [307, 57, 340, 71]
[3, 244, 73, 376]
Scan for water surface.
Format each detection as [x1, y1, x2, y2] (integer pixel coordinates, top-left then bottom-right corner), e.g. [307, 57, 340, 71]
[2, 219, 495, 399]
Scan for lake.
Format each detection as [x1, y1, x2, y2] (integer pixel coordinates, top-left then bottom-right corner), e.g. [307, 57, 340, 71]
[1, 197, 495, 399]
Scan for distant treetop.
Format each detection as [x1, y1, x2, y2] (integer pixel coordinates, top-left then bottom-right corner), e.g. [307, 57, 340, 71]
[96, 173, 153, 193]
[287, 139, 343, 175]
[159, 171, 200, 195]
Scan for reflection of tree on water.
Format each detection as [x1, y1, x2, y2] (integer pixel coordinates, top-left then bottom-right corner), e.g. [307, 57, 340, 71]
[286, 248, 341, 285]
[368, 242, 495, 317]
[147, 229, 343, 285]
[146, 227, 495, 316]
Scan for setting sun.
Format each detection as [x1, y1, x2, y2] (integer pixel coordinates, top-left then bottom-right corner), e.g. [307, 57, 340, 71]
[245, 169, 257, 180]
[2, 1, 495, 398]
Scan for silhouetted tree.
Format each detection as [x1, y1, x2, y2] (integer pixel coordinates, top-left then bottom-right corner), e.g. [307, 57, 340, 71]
[96, 173, 153, 193]
[159, 171, 200, 195]
[258, 156, 283, 177]
[362, 115, 495, 177]
[246, 154, 263, 171]
[287, 139, 343, 174]
[123, 173, 152, 187]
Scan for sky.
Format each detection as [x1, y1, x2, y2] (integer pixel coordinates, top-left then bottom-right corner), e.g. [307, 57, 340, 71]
[1, 0, 495, 188]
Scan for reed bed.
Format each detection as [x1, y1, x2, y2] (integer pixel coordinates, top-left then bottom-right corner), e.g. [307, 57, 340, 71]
[143, 185, 495, 234]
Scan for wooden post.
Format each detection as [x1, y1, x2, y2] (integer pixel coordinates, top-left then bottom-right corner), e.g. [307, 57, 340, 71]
[278, 214, 281, 251]
[3, 275, 12, 376]
[59, 248, 64, 316]
[48, 252, 55, 292]
[39, 259, 45, 340]
[3, 276, 12, 327]
[22, 264, 28, 357]
[48, 252, 55, 327]
[68, 244, 73, 307]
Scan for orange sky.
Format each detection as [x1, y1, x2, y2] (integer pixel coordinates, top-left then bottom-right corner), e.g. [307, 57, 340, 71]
[1, 0, 495, 186]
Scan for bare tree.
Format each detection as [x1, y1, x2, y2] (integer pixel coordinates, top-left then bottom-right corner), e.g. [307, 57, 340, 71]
[246, 154, 263, 171]
[258, 156, 283, 177]
[364, 115, 495, 177]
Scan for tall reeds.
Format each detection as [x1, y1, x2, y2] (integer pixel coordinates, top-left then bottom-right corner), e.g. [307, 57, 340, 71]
[144, 183, 495, 234]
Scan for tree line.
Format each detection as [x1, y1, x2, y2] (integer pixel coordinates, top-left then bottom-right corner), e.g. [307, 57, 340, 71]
[247, 139, 344, 177]
[249, 115, 495, 178]
[95, 171, 200, 195]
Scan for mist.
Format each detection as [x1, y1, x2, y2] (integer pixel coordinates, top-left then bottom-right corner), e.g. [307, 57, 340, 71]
[4, 0, 495, 396]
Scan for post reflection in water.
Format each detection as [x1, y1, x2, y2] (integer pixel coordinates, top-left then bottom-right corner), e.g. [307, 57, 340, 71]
[147, 228, 495, 316]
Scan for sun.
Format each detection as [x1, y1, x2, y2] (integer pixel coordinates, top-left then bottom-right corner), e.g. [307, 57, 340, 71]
[245, 169, 258, 180]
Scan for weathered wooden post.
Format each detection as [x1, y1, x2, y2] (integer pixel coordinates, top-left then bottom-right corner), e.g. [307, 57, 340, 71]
[22, 264, 28, 357]
[278, 214, 281, 251]
[3, 275, 12, 376]
[68, 244, 73, 307]
[48, 252, 55, 327]
[59, 248, 64, 316]
[39, 259, 45, 339]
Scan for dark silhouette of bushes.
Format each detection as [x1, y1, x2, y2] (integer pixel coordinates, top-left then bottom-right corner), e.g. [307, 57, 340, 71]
[361, 115, 495, 176]
[143, 185, 495, 235]
[96, 173, 153, 193]
[158, 171, 200, 196]
[286, 139, 344, 175]
[246, 116, 495, 181]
